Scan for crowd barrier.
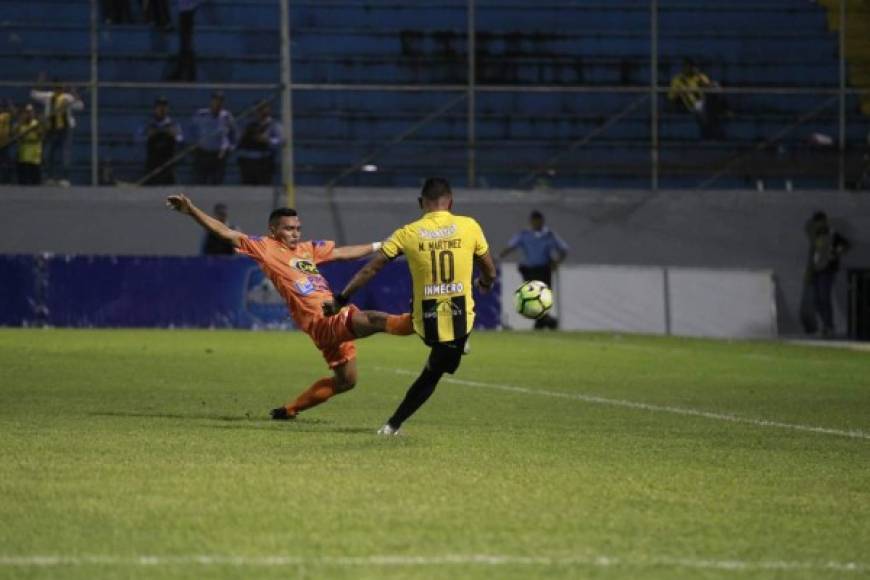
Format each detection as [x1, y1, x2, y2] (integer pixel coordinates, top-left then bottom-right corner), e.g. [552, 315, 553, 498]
[0, 255, 501, 330]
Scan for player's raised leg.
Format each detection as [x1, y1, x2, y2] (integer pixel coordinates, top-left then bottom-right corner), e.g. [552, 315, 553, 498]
[351, 310, 413, 338]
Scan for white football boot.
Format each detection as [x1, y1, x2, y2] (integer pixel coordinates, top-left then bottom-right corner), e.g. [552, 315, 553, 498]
[377, 424, 400, 436]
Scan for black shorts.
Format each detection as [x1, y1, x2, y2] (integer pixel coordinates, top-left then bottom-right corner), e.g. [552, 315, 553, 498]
[425, 334, 469, 375]
[519, 264, 553, 287]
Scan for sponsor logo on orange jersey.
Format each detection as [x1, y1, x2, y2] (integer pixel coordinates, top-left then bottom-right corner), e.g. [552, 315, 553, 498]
[290, 257, 319, 275]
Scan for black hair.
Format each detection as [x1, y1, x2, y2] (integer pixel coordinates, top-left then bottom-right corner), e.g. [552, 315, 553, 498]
[530, 210, 544, 221]
[420, 177, 452, 200]
[269, 207, 298, 225]
[812, 210, 828, 222]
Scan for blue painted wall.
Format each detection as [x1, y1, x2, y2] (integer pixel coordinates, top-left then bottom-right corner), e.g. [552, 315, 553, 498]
[0, 254, 501, 330]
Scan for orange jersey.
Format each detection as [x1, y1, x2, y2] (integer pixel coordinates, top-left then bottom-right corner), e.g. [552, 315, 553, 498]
[237, 236, 337, 333]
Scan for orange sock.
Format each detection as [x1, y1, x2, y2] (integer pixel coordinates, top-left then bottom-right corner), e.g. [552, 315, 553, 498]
[285, 377, 337, 415]
[386, 313, 414, 336]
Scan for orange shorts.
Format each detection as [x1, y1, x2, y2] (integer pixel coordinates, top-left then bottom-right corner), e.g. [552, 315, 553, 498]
[307, 304, 359, 369]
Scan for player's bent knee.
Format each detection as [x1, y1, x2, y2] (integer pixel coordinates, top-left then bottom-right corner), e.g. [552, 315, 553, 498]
[351, 311, 383, 338]
[363, 310, 388, 331]
[336, 379, 356, 393]
[334, 369, 358, 392]
[427, 347, 463, 375]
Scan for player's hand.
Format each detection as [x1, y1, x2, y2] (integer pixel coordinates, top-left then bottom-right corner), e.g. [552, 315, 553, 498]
[475, 277, 494, 294]
[321, 300, 340, 317]
[166, 193, 193, 215]
[323, 293, 350, 316]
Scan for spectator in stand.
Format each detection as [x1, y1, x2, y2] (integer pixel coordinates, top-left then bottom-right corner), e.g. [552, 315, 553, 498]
[499, 210, 568, 330]
[668, 59, 726, 140]
[201, 203, 237, 255]
[190, 91, 236, 185]
[142, 0, 172, 29]
[137, 96, 183, 185]
[31, 83, 84, 186]
[858, 129, 870, 191]
[102, 0, 132, 24]
[15, 104, 44, 185]
[169, 0, 201, 81]
[0, 100, 15, 184]
[803, 211, 851, 338]
[237, 102, 283, 185]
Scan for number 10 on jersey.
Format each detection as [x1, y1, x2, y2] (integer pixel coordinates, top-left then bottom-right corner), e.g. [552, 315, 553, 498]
[430, 250, 455, 283]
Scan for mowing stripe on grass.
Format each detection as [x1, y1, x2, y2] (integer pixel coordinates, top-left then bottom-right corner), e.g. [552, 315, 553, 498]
[0, 554, 866, 572]
[380, 368, 869, 441]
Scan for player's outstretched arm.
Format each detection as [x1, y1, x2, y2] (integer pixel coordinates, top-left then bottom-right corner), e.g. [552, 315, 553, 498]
[498, 235, 520, 260]
[330, 241, 383, 261]
[322, 251, 390, 316]
[474, 251, 498, 294]
[166, 193, 246, 248]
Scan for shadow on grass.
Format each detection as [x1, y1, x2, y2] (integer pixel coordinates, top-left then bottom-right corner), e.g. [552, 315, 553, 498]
[90, 410, 269, 422]
[89, 411, 374, 434]
[206, 423, 375, 434]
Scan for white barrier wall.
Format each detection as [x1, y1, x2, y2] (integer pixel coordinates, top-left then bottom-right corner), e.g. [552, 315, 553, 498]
[667, 268, 776, 338]
[501, 263, 776, 339]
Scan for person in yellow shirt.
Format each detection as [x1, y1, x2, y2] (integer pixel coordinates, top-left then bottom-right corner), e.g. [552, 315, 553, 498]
[15, 105, 44, 185]
[325, 177, 497, 435]
[668, 59, 726, 140]
[30, 84, 84, 186]
[0, 100, 15, 184]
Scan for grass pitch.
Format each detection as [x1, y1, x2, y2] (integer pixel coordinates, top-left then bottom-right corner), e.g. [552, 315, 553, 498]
[1, 329, 868, 579]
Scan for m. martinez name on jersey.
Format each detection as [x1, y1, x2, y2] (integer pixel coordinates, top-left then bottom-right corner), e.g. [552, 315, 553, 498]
[418, 238, 462, 252]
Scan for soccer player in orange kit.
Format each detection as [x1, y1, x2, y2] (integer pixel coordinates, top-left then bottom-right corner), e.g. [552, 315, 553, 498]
[166, 193, 413, 420]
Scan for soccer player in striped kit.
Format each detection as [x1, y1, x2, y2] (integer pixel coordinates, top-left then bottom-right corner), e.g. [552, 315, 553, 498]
[326, 178, 497, 435]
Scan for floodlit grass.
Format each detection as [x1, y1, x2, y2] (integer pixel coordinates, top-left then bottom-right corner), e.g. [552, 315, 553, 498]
[0, 329, 868, 579]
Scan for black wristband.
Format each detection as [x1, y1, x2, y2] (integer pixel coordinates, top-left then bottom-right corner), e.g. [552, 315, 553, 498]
[334, 293, 350, 307]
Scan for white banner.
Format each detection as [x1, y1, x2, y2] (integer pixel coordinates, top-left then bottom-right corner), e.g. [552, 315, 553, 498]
[500, 263, 776, 338]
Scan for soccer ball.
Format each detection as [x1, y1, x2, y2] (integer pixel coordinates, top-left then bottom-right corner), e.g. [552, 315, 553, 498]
[514, 280, 553, 319]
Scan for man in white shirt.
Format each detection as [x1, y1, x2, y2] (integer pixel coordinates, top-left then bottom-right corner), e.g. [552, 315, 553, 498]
[30, 84, 84, 186]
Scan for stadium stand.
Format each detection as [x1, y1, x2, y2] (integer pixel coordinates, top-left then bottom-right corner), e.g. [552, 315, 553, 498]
[0, 0, 867, 188]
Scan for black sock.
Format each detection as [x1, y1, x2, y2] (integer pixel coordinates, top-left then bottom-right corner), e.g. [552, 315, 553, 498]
[388, 366, 443, 429]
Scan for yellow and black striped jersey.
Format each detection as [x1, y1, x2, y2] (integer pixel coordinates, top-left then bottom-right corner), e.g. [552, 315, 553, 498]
[381, 210, 489, 344]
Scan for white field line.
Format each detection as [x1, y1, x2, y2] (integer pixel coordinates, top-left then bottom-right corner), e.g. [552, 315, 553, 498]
[784, 339, 870, 353]
[379, 368, 870, 441]
[0, 554, 866, 573]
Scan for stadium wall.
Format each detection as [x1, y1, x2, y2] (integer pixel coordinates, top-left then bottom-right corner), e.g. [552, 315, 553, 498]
[1, 186, 868, 335]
